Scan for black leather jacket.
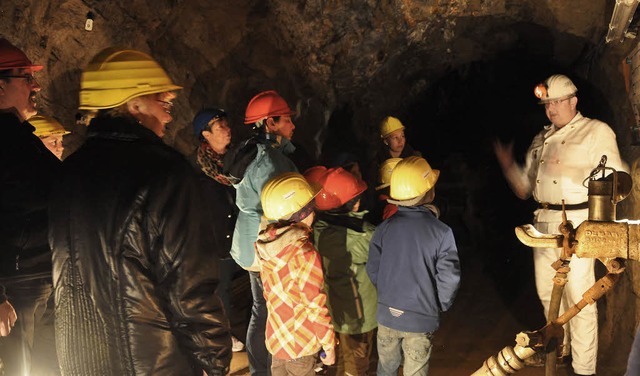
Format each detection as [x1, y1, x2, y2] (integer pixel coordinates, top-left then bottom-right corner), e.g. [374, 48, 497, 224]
[0, 112, 60, 300]
[198, 174, 237, 260]
[49, 116, 231, 376]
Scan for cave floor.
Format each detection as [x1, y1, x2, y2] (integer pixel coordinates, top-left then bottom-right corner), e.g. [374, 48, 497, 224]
[228, 241, 580, 376]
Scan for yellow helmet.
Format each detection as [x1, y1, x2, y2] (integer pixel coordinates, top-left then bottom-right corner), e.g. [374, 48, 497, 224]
[380, 116, 405, 139]
[261, 172, 320, 220]
[79, 47, 182, 110]
[376, 158, 403, 190]
[390, 156, 440, 201]
[29, 115, 70, 137]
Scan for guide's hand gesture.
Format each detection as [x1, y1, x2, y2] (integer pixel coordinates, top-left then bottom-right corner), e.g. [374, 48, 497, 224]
[0, 301, 17, 336]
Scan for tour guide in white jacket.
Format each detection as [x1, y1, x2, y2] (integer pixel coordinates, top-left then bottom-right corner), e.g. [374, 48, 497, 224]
[495, 74, 625, 376]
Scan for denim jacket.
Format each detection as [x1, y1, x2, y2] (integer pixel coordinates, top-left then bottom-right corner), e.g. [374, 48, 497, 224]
[230, 135, 297, 270]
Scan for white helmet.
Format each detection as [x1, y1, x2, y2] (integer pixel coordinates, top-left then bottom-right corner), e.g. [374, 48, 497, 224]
[534, 74, 577, 104]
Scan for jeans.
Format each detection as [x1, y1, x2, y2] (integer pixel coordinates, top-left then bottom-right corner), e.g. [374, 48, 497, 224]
[217, 259, 239, 318]
[247, 271, 271, 376]
[376, 324, 433, 376]
[271, 355, 316, 376]
[0, 278, 58, 376]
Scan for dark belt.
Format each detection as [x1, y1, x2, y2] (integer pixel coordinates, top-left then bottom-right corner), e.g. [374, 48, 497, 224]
[539, 202, 589, 211]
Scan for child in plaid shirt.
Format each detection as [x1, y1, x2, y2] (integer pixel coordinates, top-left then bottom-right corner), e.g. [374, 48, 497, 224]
[255, 172, 336, 376]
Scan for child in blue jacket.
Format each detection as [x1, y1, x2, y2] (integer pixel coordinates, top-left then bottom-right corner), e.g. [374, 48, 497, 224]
[367, 156, 461, 376]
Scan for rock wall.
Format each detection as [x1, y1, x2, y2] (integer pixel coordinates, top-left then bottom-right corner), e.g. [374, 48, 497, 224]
[0, 0, 614, 157]
[3, 0, 640, 373]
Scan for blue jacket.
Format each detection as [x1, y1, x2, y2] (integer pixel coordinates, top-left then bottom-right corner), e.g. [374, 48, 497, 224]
[366, 205, 460, 333]
[230, 135, 297, 270]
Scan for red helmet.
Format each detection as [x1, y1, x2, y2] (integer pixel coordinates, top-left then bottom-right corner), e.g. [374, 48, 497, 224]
[303, 166, 328, 186]
[314, 167, 367, 211]
[0, 38, 43, 71]
[244, 90, 296, 124]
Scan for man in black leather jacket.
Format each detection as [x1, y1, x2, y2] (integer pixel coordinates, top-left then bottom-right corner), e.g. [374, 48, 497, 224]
[49, 47, 231, 376]
[0, 38, 61, 375]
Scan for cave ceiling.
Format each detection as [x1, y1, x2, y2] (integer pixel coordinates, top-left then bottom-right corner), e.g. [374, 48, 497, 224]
[0, 0, 624, 157]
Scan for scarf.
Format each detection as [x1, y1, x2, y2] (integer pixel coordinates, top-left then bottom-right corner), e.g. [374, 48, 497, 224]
[197, 142, 233, 186]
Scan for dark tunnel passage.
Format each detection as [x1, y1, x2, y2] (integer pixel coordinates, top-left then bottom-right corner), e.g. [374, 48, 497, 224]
[268, 12, 636, 366]
[408, 54, 619, 313]
[390, 50, 626, 374]
[315, 42, 627, 365]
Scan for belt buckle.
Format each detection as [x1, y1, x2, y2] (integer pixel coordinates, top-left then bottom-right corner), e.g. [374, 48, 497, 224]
[541, 202, 550, 209]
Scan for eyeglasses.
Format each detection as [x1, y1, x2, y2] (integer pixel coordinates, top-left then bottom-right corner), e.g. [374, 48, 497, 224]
[544, 97, 572, 108]
[0, 74, 38, 85]
[156, 99, 174, 111]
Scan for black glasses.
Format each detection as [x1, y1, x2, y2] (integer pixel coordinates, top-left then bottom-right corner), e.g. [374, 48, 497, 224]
[156, 99, 174, 111]
[0, 74, 37, 84]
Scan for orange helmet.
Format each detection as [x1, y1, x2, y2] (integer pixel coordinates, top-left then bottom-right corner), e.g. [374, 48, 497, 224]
[0, 38, 43, 71]
[314, 167, 367, 211]
[303, 166, 328, 186]
[244, 90, 296, 124]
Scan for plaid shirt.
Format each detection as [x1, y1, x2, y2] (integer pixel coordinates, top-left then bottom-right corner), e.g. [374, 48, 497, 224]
[256, 221, 335, 360]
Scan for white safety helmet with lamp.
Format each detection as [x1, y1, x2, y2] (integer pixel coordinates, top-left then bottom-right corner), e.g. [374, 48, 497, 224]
[533, 74, 577, 104]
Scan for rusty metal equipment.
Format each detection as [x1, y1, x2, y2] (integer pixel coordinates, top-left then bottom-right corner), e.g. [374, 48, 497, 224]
[473, 156, 633, 376]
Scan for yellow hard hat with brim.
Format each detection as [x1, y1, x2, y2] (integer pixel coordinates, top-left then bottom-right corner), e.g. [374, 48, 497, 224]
[380, 116, 405, 139]
[376, 158, 403, 190]
[79, 47, 182, 110]
[261, 172, 321, 221]
[389, 156, 439, 205]
[29, 115, 70, 137]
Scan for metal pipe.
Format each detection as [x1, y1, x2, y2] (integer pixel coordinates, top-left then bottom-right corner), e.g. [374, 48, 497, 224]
[470, 342, 537, 375]
[544, 261, 569, 376]
[514, 225, 563, 249]
[605, 0, 640, 43]
[554, 273, 622, 326]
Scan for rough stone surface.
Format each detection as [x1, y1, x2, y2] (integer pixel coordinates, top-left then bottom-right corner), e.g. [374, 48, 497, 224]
[2, 0, 640, 373]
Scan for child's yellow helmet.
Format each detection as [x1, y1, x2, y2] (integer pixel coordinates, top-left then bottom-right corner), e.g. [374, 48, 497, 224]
[261, 172, 320, 221]
[390, 156, 439, 201]
[376, 158, 403, 190]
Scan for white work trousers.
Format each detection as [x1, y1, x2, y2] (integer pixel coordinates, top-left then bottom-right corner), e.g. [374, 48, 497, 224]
[533, 221, 597, 375]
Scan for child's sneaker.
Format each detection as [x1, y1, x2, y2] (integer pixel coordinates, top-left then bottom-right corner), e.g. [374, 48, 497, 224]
[231, 336, 245, 352]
